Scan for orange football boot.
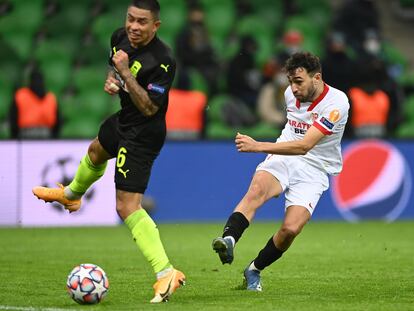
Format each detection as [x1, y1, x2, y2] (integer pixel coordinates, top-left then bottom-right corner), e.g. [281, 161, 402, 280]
[150, 269, 186, 303]
[32, 183, 81, 212]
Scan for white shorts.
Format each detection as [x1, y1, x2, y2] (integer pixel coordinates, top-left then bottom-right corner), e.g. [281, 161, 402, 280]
[256, 154, 329, 215]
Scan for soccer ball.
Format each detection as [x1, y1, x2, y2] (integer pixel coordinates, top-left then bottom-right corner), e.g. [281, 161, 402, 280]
[66, 263, 109, 304]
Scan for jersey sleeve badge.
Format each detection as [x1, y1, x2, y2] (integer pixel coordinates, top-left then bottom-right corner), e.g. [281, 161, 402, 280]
[329, 109, 340, 122]
[314, 109, 341, 135]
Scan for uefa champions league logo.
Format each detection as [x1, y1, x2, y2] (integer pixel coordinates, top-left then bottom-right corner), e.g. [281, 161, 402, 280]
[331, 140, 412, 222]
[40, 157, 95, 212]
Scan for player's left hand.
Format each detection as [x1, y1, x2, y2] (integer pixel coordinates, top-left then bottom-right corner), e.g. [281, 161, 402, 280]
[112, 50, 130, 78]
[235, 132, 258, 152]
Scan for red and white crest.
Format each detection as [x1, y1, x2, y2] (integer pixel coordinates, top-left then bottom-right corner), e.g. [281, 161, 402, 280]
[311, 112, 319, 122]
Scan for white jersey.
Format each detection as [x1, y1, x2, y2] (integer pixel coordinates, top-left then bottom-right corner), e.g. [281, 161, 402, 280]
[278, 84, 349, 175]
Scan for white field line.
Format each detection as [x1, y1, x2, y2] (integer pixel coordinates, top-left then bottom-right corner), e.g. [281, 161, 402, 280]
[0, 306, 74, 311]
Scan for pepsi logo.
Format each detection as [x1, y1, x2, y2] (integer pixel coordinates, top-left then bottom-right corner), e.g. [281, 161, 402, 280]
[331, 140, 412, 222]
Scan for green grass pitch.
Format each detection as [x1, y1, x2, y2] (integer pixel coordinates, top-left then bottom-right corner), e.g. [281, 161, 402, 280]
[0, 222, 413, 310]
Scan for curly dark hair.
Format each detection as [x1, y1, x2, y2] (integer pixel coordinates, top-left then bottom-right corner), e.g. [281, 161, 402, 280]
[284, 52, 322, 76]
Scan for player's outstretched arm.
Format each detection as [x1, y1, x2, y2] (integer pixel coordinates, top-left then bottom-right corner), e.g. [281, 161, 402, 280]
[112, 50, 159, 116]
[235, 126, 325, 155]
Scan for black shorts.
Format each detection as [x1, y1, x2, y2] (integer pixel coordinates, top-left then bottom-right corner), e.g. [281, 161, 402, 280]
[98, 112, 166, 193]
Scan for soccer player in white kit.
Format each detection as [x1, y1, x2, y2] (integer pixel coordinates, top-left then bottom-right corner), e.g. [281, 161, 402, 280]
[212, 52, 349, 291]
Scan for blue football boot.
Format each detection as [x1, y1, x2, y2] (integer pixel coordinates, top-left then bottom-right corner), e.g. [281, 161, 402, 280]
[243, 265, 262, 291]
[212, 237, 234, 264]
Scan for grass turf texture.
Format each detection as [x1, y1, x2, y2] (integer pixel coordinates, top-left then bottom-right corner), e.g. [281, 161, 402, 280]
[0, 222, 413, 311]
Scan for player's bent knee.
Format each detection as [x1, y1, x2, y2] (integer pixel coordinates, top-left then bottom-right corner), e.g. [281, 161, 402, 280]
[279, 225, 301, 239]
[88, 138, 110, 165]
[116, 190, 142, 220]
[88, 140, 101, 163]
[116, 203, 127, 219]
[116, 200, 140, 220]
[245, 183, 267, 205]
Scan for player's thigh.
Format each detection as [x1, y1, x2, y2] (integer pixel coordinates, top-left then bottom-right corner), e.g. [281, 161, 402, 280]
[248, 170, 284, 201]
[285, 181, 327, 216]
[256, 154, 290, 191]
[97, 112, 120, 159]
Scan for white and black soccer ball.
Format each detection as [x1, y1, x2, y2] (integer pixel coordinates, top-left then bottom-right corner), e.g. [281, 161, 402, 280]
[66, 263, 109, 304]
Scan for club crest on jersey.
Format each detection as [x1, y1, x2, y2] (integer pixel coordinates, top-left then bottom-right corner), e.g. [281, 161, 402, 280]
[311, 112, 319, 122]
[320, 117, 334, 130]
[147, 83, 165, 94]
[130, 61, 142, 77]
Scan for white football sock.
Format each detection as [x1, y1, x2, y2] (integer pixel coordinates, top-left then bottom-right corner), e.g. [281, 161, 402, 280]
[64, 187, 82, 200]
[156, 267, 173, 280]
[248, 261, 261, 272]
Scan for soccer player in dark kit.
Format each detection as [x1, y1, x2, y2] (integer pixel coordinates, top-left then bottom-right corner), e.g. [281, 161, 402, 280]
[33, 0, 185, 303]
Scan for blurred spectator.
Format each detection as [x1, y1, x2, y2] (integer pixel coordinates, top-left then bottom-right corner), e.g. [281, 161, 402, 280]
[354, 31, 404, 133]
[215, 35, 263, 128]
[9, 66, 60, 139]
[277, 29, 304, 65]
[235, 0, 254, 17]
[333, 0, 380, 53]
[0, 1, 12, 16]
[227, 35, 262, 112]
[322, 32, 357, 93]
[257, 58, 288, 128]
[166, 88, 207, 140]
[348, 64, 390, 138]
[175, 4, 219, 95]
[362, 29, 382, 58]
[282, 0, 300, 16]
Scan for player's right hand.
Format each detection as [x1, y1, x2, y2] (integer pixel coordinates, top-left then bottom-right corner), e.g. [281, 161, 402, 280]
[104, 77, 121, 95]
[235, 132, 258, 153]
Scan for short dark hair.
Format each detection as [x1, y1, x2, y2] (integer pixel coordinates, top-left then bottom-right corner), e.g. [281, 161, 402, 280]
[284, 52, 322, 76]
[130, 0, 160, 20]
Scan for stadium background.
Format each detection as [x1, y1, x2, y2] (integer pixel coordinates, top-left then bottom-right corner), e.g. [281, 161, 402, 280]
[0, 0, 414, 225]
[0, 2, 414, 310]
